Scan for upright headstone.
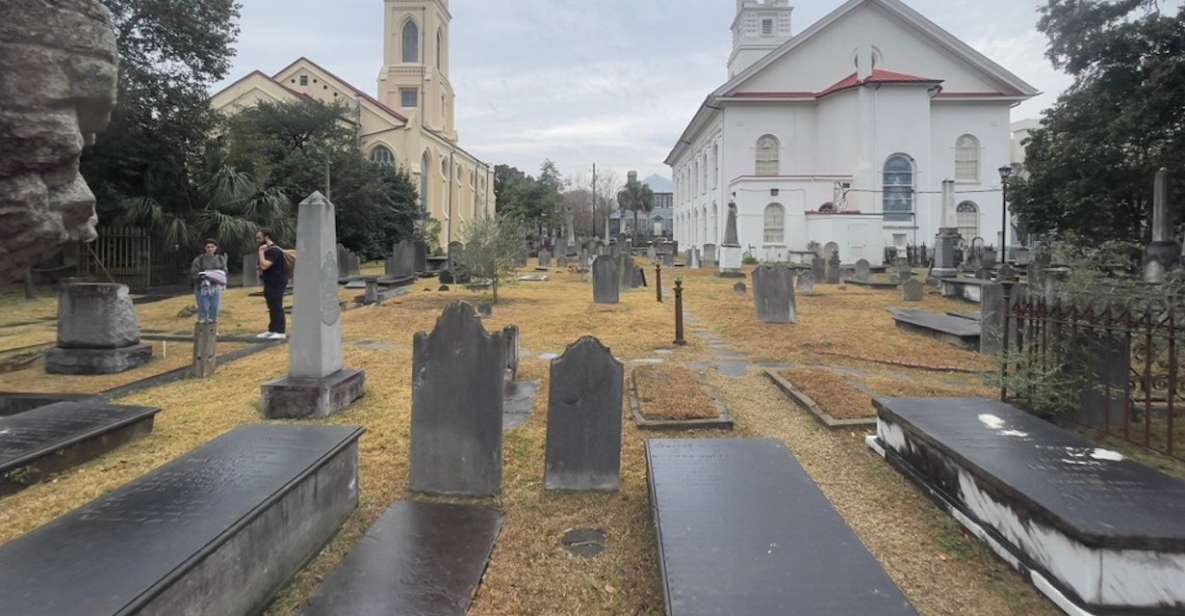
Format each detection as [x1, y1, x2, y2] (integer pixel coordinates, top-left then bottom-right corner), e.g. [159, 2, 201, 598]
[242, 254, 261, 287]
[544, 336, 624, 491]
[391, 240, 415, 280]
[364, 278, 380, 305]
[448, 241, 464, 273]
[702, 244, 717, 267]
[854, 259, 871, 283]
[826, 253, 841, 284]
[797, 269, 815, 296]
[662, 252, 675, 268]
[647, 246, 657, 261]
[46, 283, 153, 374]
[982, 248, 998, 270]
[620, 254, 638, 290]
[980, 283, 1006, 355]
[538, 249, 551, 269]
[975, 267, 990, 280]
[262, 192, 366, 419]
[593, 256, 620, 304]
[933, 180, 961, 278]
[752, 264, 797, 324]
[411, 302, 505, 497]
[902, 278, 924, 302]
[337, 244, 351, 280]
[718, 202, 743, 277]
[556, 254, 568, 269]
[896, 258, 912, 282]
[348, 252, 361, 277]
[413, 239, 428, 273]
[812, 256, 827, 282]
[691, 248, 701, 270]
[733, 282, 747, 295]
[502, 324, 519, 381]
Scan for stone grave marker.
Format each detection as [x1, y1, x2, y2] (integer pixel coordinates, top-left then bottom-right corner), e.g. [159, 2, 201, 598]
[647, 246, 657, 261]
[410, 302, 506, 497]
[192, 321, 216, 378]
[593, 256, 620, 304]
[797, 269, 815, 296]
[262, 192, 366, 419]
[623, 255, 638, 289]
[662, 252, 675, 267]
[413, 239, 428, 273]
[544, 336, 624, 491]
[812, 256, 826, 282]
[826, 253, 841, 284]
[753, 264, 797, 324]
[243, 254, 261, 287]
[896, 259, 912, 282]
[336, 244, 351, 280]
[733, 282, 747, 295]
[903, 278, 924, 302]
[46, 283, 153, 374]
[539, 249, 551, 269]
[556, 254, 568, 269]
[691, 248, 701, 269]
[448, 241, 464, 272]
[975, 267, 990, 280]
[854, 259, 871, 283]
[503, 324, 520, 381]
[703, 244, 717, 267]
[390, 239, 415, 280]
[633, 267, 647, 288]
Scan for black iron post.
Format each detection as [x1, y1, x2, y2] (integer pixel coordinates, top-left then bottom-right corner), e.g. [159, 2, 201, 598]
[1000, 281, 1012, 401]
[673, 278, 686, 346]
[656, 263, 663, 303]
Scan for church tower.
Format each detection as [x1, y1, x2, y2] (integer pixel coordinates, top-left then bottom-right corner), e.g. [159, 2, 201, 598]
[379, 0, 457, 141]
[728, 0, 793, 78]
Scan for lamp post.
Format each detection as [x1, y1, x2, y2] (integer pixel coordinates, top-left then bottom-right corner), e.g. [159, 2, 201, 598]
[999, 165, 1015, 259]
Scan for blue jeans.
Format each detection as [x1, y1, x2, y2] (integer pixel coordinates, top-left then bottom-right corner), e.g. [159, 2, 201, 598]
[196, 287, 223, 323]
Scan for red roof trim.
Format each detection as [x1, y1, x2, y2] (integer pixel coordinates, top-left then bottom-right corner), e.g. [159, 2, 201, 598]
[729, 69, 943, 102]
[933, 92, 1012, 98]
[274, 57, 409, 123]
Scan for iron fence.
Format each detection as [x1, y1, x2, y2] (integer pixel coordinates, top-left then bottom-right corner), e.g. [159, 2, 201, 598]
[1002, 286, 1184, 461]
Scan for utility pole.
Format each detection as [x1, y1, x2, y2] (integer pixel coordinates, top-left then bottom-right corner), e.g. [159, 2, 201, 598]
[591, 163, 598, 241]
[324, 160, 332, 201]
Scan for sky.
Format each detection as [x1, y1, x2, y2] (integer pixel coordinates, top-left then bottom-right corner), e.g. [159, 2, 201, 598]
[212, 0, 1073, 185]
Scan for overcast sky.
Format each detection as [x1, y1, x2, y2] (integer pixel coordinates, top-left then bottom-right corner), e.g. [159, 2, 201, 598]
[212, 0, 1072, 184]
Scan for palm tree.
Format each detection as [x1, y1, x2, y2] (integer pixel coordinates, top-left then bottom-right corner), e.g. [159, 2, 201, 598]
[616, 172, 655, 245]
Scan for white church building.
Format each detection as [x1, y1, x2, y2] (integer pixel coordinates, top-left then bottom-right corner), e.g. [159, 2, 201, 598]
[667, 0, 1038, 263]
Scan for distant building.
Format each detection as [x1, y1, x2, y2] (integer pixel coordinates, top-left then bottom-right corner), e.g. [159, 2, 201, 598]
[1011, 118, 1039, 172]
[612, 174, 674, 240]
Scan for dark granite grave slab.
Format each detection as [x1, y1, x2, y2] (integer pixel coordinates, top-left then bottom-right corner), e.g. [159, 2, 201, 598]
[0, 424, 363, 616]
[0, 392, 92, 416]
[888, 308, 981, 349]
[1, 401, 159, 496]
[302, 501, 502, 616]
[646, 439, 916, 616]
[871, 397, 1185, 614]
[844, 278, 900, 290]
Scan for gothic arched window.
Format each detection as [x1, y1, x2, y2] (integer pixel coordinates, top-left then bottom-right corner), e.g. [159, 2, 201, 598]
[956, 134, 980, 182]
[883, 154, 914, 222]
[402, 20, 419, 63]
[436, 28, 444, 70]
[756, 135, 780, 176]
[370, 146, 395, 167]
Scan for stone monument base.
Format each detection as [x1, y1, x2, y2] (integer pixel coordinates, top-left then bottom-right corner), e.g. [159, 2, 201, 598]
[717, 246, 744, 278]
[45, 344, 153, 375]
[262, 368, 366, 419]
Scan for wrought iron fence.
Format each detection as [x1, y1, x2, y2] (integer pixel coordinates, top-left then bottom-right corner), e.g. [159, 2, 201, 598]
[1002, 286, 1184, 461]
[78, 226, 186, 290]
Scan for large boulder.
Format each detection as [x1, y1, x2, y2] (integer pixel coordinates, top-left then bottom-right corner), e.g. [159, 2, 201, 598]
[0, 0, 119, 284]
[56, 283, 141, 349]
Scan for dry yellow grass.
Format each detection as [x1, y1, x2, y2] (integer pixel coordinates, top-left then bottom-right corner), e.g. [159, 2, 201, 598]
[633, 364, 718, 420]
[0, 267, 1059, 616]
[782, 367, 873, 420]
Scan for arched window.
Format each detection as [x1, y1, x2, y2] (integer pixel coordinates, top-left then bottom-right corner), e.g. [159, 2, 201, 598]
[764, 203, 786, 244]
[693, 161, 699, 195]
[702, 154, 708, 194]
[370, 146, 395, 167]
[419, 152, 430, 209]
[756, 135, 780, 176]
[883, 154, 914, 222]
[436, 28, 444, 71]
[956, 134, 980, 182]
[402, 20, 419, 63]
[712, 144, 719, 189]
[441, 157, 448, 179]
[957, 201, 979, 240]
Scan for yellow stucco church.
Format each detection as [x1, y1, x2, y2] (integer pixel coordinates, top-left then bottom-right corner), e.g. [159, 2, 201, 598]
[211, 0, 495, 249]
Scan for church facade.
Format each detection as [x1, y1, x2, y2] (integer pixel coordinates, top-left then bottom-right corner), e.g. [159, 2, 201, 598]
[667, 0, 1038, 264]
[211, 0, 494, 250]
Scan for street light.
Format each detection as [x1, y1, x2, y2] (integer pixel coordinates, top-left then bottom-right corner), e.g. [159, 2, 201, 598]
[999, 165, 1015, 259]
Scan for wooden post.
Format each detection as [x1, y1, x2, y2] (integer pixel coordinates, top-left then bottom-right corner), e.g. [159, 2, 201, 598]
[674, 279, 686, 346]
[656, 263, 663, 303]
[192, 322, 217, 378]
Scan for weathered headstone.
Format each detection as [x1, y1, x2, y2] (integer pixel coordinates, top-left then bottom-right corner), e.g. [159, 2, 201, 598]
[975, 267, 991, 280]
[539, 249, 551, 269]
[979, 283, 1006, 354]
[192, 321, 217, 378]
[896, 258, 912, 282]
[703, 244, 717, 268]
[632, 267, 647, 288]
[691, 248, 701, 269]
[718, 202, 743, 277]
[363, 278, 380, 305]
[544, 336, 624, 491]
[390, 239, 415, 280]
[262, 192, 366, 419]
[411, 302, 506, 497]
[734, 282, 747, 295]
[503, 324, 519, 381]
[662, 252, 675, 268]
[46, 283, 153, 374]
[243, 254, 261, 287]
[826, 253, 841, 284]
[853, 259, 871, 283]
[647, 246, 657, 261]
[593, 256, 620, 305]
[413, 239, 428, 273]
[797, 269, 815, 296]
[337, 244, 352, 280]
[448, 241, 465, 272]
[812, 256, 827, 282]
[902, 278, 924, 302]
[752, 264, 797, 324]
[556, 254, 568, 269]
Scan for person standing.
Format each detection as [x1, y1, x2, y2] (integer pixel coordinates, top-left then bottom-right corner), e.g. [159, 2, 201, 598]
[190, 239, 228, 324]
[256, 228, 288, 340]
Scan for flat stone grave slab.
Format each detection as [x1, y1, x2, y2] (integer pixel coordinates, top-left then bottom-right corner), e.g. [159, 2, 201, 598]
[888, 308, 981, 349]
[1, 401, 159, 496]
[0, 392, 92, 416]
[869, 398, 1185, 615]
[0, 424, 363, 616]
[302, 501, 502, 616]
[647, 439, 916, 616]
[844, 278, 900, 290]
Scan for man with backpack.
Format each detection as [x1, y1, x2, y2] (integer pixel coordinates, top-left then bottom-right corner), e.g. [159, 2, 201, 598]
[256, 228, 289, 340]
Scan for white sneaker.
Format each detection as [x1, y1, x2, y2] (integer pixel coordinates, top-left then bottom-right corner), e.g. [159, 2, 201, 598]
[256, 331, 272, 339]
[268, 332, 288, 340]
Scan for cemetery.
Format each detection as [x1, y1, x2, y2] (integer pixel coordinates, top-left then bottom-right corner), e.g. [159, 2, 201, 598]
[4, 1, 1185, 614]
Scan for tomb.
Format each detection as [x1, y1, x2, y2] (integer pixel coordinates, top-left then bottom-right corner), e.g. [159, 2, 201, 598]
[647, 439, 916, 616]
[888, 308, 981, 350]
[46, 283, 153, 375]
[0, 425, 363, 615]
[1, 401, 159, 496]
[0, 392, 92, 416]
[303, 501, 502, 616]
[868, 397, 1185, 615]
[939, 276, 993, 303]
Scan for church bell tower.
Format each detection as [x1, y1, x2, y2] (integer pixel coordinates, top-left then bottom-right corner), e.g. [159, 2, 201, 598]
[729, 0, 794, 78]
[379, 0, 456, 141]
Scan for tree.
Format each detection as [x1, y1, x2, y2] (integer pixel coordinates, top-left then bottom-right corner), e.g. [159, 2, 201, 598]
[617, 173, 655, 244]
[492, 161, 564, 239]
[1010, 0, 1185, 244]
[84, 0, 242, 222]
[458, 214, 528, 303]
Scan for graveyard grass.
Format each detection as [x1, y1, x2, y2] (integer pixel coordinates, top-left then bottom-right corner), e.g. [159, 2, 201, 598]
[633, 364, 719, 420]
[0, 264, 1065, 615]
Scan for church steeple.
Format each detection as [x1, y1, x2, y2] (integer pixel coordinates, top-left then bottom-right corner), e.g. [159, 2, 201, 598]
[728, 0, 793, 78]
[379, 0, 456, 141]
